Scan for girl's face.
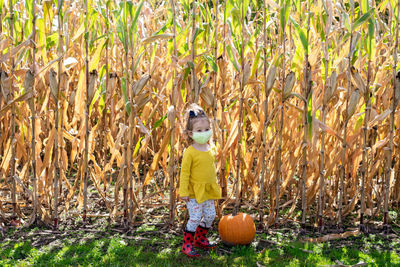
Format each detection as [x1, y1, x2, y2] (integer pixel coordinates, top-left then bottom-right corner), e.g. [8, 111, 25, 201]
[189, 118, 211, 144]
[191, 118, 210, 135]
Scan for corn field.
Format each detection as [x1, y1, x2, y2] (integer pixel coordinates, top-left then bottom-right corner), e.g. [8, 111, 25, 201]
[0, 0, 399, 231]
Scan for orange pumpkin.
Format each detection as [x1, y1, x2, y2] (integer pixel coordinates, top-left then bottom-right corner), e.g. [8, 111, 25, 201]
[218, 212, 256, 245]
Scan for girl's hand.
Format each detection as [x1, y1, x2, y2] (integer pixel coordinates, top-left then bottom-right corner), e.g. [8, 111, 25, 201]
[181, 196, 190, 202]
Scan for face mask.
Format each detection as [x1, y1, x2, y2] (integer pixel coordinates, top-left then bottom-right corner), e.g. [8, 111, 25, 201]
[192, 130, 212, 144]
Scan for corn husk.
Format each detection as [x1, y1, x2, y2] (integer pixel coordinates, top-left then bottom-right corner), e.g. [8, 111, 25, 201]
[323, 71, 337, 106]
[132, 74, 151, 97]
[200, 86, 214, 107]
[107, 73, 118, 101]
[243, 60, 251, 87]
[302, 61, 312, 97]
[88, 69, 98, 102]
[49, 68, 58, 100]
[134, 91, 151, 110]
[347, 88, 361, 119]
[395, 71, 400, 105]
[0, 71, 10, 100]
[369, 108, 378, 122]
[266, 65, 277, 96]
[24, 70, 34, 91]
[350, 66, 366, 96]
[108, 73, 118, 89]
[167, 105, 175, 124]
[283, 71, 295, 100]
[24, 70, 35, 111]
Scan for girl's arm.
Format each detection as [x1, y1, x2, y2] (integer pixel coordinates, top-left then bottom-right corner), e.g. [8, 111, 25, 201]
[179, 150, 191, 197]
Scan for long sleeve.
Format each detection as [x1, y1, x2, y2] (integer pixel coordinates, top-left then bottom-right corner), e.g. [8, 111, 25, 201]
[179, 149, 192, 197]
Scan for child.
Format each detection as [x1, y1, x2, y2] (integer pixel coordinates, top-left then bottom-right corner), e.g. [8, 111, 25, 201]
[179, 103, 222, 258]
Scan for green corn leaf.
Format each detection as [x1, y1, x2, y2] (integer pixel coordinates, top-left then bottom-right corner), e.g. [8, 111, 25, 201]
[361, 0, 369, 13]
[116, 19, 127, 51]
[132, 0, 144, 30]
[366, 18, 375, 59]
[198, 2, 208, 23]
[43, 1, 53, 32]
[89, 84, 100, 116]
[25, 0, 33, 17]
[193, 27, 204, 43]
[337, 3, 351, 32]
[90, 37, 106, 71]
[23, 17, 33, 39]
[353, 8, 375, 30]
[251, 0, 257, 9]
[279, 0, 291, 31]
[122, 77, 131, 115]
[153, 114, 167, 130]
[224, 0, 234, 24]
[89, 10, 99, 30]
[244, 0, 250, 17]
[231, 6, 241, 23]
[155, 19, 173, 35]
[133, 137, 144, 158]
[251, 48, 262, 78]
[204, 55, 218, 73]
[290, 16, 308, 51]
[187, 61, 195, 70]
[46, 32, 58, 50]
[227, 45, 240, 72]
[133, 52, 144, 75]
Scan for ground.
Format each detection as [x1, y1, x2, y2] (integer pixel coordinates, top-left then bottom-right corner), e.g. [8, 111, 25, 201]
[1, 207, 400, 267]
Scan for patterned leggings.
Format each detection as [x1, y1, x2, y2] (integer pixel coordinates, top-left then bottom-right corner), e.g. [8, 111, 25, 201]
[186, 199, 216, 232]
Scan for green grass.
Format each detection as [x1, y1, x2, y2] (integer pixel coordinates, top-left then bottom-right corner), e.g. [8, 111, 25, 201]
[1, 230, 399, 267]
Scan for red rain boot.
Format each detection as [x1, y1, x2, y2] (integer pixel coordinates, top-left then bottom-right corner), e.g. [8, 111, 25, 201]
[194, 225, 216, 250]
[182, 230, 200, 257]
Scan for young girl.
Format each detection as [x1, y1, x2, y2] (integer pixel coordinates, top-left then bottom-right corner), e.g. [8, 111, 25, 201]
[179, 103, 221, 258]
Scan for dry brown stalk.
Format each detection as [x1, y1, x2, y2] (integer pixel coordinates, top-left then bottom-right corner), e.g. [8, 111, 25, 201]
[83, 0, 90, 223]
[274, 15, 287, 226]
[259, 0, 270, 228]
[319, 0, 334, 230]
[384, 0, 399, 229]
[191, 1, 197, 103]
[338, 2, 355, 228]
[9, 0, 17, 218]
[168, 0, 179, 227]
[301, 0, 312, 228]
[52, 0, 64, 229]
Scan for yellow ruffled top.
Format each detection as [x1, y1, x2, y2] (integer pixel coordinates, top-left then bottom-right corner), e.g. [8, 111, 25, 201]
[179, 145, 221, 203]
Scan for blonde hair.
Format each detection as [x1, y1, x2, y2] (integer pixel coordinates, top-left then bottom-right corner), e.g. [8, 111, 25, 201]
[184, 103, 210, 143]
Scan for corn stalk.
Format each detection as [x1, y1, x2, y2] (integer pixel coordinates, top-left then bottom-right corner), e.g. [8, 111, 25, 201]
[384, 0, 399, 231]
[101, 0, 110, 172]
[83, 0, 90, 223]
[259, 0, 275, 228]
[319, 0, 333, 231]
[9, 0, 17, 219]
[274, 0, 291, 225]
[28, 0, 38, 225]
[52, 0, 64, 229]
[218, 0, 228, 201]
[168, 0, 178, 227]
[212, 0, 218, 154]
[338, 1, 355, 228]
[233, 0, 246, 216]
[359, 0, 375, 232]
[301, 0, 312, 228]
[191, 0, 197, 103]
